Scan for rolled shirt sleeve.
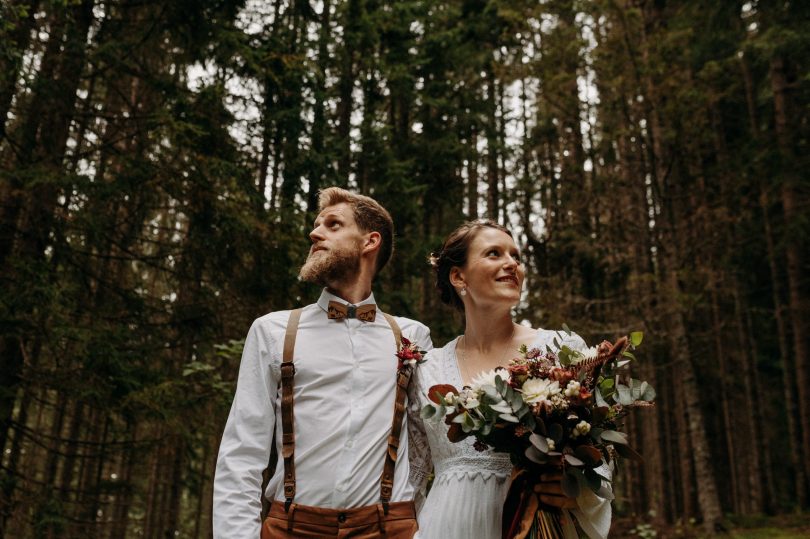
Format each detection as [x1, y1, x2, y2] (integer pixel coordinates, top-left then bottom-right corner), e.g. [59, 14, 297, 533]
[213, 319, 277, 538]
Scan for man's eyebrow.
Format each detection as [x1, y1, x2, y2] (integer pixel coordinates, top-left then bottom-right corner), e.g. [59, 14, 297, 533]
[313, 211, 343, 226]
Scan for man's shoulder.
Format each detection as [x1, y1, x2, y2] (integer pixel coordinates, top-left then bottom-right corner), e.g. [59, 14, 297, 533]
[386, 313, 430, 335]
[251, 303, 319, 331]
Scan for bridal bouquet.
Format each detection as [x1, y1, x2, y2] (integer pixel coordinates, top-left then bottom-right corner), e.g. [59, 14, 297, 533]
[420, 330, 654, 539]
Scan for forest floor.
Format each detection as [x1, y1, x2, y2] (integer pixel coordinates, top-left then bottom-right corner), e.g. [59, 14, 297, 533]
[612, 512, 810, 538]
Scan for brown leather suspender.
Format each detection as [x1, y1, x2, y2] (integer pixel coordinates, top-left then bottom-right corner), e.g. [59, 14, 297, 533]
[280, 308, 302, 512]
[279, 309, 406, 513]
[380, 313, 404, 514]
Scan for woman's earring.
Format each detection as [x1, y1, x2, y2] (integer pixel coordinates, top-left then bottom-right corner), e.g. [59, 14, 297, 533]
[459, 287, 467, 297]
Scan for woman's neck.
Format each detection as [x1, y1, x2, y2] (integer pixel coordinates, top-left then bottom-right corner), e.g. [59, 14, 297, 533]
[462, 307, 515, 353]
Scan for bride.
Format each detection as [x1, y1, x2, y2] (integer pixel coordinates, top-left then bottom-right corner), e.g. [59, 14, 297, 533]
[408, 220, 611, 539]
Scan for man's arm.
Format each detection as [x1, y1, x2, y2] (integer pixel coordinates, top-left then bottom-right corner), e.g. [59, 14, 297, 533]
[213, 319, 277, 538]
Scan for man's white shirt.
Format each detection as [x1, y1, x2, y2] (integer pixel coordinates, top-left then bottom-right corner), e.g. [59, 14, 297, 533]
[213, 289, 432, 537]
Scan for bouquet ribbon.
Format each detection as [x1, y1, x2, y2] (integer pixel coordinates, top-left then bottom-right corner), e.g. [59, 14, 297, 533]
[502, 468, 571, 539]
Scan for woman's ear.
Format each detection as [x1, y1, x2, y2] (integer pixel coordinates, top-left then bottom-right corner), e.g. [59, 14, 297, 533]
[449, 266, 465, 290]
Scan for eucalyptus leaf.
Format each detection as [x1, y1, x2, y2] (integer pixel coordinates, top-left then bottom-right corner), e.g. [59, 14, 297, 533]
[596, 481, 615, 500]
[490, 403, 512, 414]
[420, 405, 436, 419]
[510, 392, 524, 411]
[630, 331, 643, 347]
[529, 433, 549, 453]
[594, 388, 608, 408]
[499, 413, 519, 423]
[615, 442, 644, 462]
[616, 384, 633, 405]
[583, 468, 603, 493]
[525, 445, 547, 464]
[600, 430, 628, 445]
[482, 385, 500, 400]
[515, 404, 529, 417]
[564, 454, 585, 467]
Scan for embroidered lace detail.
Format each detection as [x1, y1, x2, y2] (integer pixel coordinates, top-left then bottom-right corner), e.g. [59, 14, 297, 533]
[434, 454, 512, 478]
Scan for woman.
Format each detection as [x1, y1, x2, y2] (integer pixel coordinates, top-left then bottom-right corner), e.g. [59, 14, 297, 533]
[408, 220, 611, 539]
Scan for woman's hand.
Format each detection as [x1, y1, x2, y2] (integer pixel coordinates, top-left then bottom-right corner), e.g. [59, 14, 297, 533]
[533, 469, 578, 509]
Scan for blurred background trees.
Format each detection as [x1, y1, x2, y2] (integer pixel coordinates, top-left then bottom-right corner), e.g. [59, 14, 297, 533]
[0, 0, 807, 536]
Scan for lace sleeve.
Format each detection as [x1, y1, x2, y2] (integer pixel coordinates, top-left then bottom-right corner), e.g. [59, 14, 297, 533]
[407, 363, 433, 511]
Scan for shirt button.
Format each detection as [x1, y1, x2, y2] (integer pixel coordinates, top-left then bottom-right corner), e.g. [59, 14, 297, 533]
[338, 513, 347, 523]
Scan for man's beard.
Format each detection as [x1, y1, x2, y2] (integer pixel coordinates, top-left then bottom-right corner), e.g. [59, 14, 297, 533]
[298, 243, 362, 286]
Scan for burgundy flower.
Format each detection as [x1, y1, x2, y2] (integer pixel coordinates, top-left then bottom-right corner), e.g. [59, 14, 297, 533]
[473, 440, 489, 452]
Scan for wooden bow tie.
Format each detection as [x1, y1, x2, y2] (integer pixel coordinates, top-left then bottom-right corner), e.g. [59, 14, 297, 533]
[327, 301, 377, 322]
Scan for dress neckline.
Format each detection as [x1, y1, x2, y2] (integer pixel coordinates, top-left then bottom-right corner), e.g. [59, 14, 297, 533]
[449, 330, 545, 387]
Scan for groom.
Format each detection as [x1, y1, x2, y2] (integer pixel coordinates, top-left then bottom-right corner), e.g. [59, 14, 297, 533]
[213, 187, 432, 538]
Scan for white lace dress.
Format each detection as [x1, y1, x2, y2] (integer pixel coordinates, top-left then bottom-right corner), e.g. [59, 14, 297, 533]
[407, 331, 612, 539]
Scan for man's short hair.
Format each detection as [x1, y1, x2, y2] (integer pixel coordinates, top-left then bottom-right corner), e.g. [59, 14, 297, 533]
[318, 187, 395, 275]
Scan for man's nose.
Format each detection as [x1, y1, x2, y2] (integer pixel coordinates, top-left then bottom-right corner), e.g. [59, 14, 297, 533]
[309, 226, 325, 242]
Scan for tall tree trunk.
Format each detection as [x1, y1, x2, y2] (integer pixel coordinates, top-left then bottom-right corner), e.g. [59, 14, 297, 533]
[467, 125, 479, 219]
[770, 53, 810, 502]
[484, 62, 499, 221]
[741, 51, 805, 506]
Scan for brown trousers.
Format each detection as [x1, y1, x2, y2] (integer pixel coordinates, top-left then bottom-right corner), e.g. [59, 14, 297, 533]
[261, 500, 418, 538]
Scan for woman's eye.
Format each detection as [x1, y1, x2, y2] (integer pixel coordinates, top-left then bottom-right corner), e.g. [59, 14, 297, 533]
[487, 249, 499, 257]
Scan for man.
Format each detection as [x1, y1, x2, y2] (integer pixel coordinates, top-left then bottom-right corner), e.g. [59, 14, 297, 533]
[213, 187, 432, 538]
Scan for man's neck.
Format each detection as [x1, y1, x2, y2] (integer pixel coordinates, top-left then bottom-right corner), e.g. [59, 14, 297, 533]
[327, 281, 373, 305]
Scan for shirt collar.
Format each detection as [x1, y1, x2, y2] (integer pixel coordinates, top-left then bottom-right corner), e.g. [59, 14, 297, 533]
[316, 288, 376, 313]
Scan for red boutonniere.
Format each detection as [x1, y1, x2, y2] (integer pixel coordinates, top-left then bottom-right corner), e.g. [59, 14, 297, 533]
[396, 337, 428, 371]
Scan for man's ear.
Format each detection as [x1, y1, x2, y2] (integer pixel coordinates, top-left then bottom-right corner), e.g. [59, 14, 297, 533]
[362, 231, 382, 256]
[449, 266, 465, 289]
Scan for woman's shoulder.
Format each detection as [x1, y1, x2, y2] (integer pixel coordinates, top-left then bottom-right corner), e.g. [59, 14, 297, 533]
[417, 337, 460, 384]
[424, 336, 460, 359]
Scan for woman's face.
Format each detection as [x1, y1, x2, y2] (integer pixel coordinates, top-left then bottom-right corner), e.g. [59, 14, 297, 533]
[453, 227, 524, 309]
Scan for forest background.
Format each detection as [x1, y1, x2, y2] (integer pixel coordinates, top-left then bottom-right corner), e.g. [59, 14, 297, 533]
[0, 0, 808, 537]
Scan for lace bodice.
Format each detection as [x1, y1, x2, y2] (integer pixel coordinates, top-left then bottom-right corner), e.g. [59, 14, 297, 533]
[407, 329, 589, 490]
[416, 337, 513, 478]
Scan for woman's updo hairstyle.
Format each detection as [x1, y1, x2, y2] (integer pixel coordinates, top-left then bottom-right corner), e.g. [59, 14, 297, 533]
[429, 219, 513, 311]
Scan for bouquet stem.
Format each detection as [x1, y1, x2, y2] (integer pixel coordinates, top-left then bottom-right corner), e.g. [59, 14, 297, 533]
[503, 468, 566, 539]
[529, 509, 564, 539]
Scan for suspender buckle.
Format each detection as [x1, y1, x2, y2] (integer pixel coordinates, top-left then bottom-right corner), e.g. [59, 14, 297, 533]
[280, 361, 296, 376]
